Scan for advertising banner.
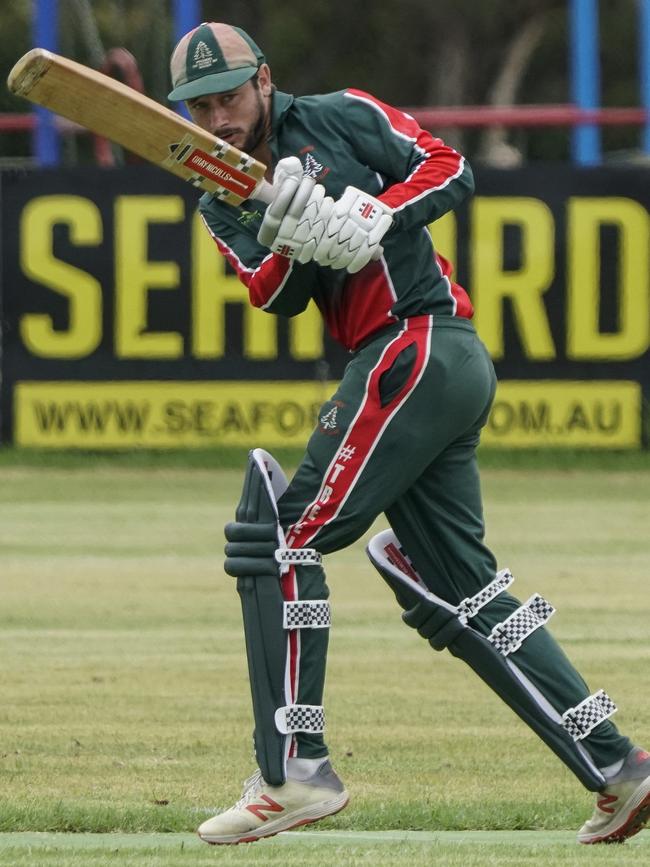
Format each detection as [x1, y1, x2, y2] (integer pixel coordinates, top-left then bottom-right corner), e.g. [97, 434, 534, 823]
[1, 164, 648, 448]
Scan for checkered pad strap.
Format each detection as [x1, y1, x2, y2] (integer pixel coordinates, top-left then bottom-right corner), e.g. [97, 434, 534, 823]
[274, 704, 325, 735]
[275, 547, 322, 566]
[457, 569, 514, 622]
[487, 594, 555, 656]
[283, 600, 331, 630]
[562, 690, 618, 741]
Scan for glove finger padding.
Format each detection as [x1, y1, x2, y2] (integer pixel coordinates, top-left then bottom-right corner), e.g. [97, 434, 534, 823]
[273, 155, 303, 187]
[347, 212, 394, 273]
[275, 176, 318, 238]
[265, 184, 336, 264]
[256, 156, 305, 247]
[313, 186, 394, 273]
[256, 175, 302, 247]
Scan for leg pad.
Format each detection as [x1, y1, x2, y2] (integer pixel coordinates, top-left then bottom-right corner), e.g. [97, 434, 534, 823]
[367, 529, 611, 791]
[230, 449, 328, 785]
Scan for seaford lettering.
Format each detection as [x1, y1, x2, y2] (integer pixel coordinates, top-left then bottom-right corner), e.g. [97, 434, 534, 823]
[17, 193, 650, 363]
[14, 380, 640, 449]
[465, 196, 649, 361]
[18, 197, 322, 361]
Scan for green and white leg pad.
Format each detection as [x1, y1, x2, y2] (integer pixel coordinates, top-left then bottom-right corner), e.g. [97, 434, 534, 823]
[367, 529, 617, 791]
[225, 449, 328, 786]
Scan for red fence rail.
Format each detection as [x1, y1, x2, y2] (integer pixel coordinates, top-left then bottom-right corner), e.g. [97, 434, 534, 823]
[2, 104, 647, 135]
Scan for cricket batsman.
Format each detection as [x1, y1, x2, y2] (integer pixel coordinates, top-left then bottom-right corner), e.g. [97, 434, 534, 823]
[167, 21, 650, 846]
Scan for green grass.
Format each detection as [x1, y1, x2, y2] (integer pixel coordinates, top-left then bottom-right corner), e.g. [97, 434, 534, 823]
[1, 444, 650, 470]
[0, 832, 648, 866]
[0, 453, 649, 864]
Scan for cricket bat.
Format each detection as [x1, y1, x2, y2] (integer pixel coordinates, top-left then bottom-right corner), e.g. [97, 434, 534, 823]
[7, 48, 274, 206]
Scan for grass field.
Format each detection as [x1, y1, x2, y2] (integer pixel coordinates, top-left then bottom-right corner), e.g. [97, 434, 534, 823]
[0, 449, 648, 865]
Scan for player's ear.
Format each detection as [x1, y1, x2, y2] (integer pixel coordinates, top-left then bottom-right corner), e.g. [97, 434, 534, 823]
[257, 63, 272, 97]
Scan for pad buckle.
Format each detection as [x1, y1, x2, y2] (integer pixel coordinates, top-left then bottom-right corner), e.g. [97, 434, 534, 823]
[283, 600, 331, 630]
[487, 594, 555, 656]
[562, 690, 618, 741]
[457, 569, 514, 622]
[274, 704, 325, 735]
[275, 547, 322, 566]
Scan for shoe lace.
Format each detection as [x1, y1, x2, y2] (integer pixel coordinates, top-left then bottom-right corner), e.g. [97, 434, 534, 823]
[234, 769, 264, 809]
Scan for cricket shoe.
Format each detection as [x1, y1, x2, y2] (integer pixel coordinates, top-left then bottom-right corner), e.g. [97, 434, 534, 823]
[197, 759, 349, 845]
[578, 746, 650, 844]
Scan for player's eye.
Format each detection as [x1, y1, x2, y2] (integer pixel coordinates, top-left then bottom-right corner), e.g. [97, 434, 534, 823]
[189, 99, 208, 111]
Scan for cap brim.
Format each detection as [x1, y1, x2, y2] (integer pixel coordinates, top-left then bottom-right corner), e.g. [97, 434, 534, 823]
[168, 66, 258, 101]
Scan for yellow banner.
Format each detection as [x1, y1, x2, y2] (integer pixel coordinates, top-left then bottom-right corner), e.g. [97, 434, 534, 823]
[15, 379, 641, 449]
[15, 381, 335, 449]
[481, 380, 641, 447]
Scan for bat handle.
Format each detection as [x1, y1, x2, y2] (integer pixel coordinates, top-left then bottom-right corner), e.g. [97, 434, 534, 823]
[251, 178, 274, 205]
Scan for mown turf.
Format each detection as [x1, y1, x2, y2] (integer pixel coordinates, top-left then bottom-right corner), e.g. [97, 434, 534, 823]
[0, 832, 648, 867]
[1, 445, 650, 470]
[0, 454, 648, 866]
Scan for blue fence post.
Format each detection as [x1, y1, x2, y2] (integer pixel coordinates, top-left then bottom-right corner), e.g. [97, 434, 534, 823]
[33, 0, 60, 166]
[172, 0, 201, 44]
[171, 0, 201, 118]
[640, 0, 650, 154]
[569, 0, 601, 166]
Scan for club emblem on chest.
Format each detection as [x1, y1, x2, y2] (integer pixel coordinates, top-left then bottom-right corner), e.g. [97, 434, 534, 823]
[299, 146, 330, 181]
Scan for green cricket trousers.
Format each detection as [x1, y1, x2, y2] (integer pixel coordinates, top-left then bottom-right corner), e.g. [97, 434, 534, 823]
[276, 314, 631, 775]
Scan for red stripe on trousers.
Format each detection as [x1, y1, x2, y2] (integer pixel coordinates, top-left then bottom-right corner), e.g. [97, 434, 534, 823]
[281, 317, 431, 757]
[286, 316, 432, 550]
[279, 565, 299, 757]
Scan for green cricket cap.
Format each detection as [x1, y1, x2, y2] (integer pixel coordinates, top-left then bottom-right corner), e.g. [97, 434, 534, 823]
[168, 22, 265, 101]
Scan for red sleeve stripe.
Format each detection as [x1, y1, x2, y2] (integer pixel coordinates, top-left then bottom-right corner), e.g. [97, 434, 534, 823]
[344, 89, 423, 146]
[343, 89, 465, 214]
[394, 150, 466, 214]
[200, 214, 294, 309]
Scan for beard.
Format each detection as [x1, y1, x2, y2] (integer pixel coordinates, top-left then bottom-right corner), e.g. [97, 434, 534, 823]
[242, 89, 268, 154]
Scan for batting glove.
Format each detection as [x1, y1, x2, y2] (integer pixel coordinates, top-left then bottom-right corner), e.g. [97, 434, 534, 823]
[313, 186, 394, 273]
[257, 156, 335, 264]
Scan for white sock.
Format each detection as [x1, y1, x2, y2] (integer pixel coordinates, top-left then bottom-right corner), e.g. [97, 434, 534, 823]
[599, 757, 625, 779]
[286, 756, 328, 781]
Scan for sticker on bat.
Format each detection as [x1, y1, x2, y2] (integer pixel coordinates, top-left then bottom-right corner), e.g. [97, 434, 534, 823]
[182, 148, 258, 196]
[167, 140, 193, 163]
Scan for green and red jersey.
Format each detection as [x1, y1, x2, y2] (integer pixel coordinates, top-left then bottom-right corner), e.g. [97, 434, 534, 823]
[199, 88, 474, 351]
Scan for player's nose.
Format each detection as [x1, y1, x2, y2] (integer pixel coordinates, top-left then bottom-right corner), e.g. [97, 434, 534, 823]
[207, 105, 231, 133]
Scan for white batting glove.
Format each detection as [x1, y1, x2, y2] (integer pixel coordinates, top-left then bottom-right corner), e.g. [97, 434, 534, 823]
[257, 157, 335, 264]
[313, 187, 394, 273]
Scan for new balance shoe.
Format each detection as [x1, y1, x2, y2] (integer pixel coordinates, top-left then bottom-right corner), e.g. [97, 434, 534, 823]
[197, 759, 349, 845]
[578, 746, 650, 844]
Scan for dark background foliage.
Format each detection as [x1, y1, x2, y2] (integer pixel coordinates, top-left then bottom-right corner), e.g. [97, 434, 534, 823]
[0, 0, 644, 162]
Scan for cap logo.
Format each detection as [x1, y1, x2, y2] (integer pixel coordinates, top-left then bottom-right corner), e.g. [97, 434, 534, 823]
[193, 41, 215, 70]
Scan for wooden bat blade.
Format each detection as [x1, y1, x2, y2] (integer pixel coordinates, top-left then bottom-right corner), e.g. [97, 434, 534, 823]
[8, 48, 273, 206]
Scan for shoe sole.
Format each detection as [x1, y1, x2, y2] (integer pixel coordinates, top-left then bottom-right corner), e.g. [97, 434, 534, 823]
[578, 779, 650, 844]
[198, 791, 349, 845]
